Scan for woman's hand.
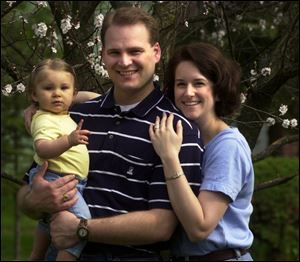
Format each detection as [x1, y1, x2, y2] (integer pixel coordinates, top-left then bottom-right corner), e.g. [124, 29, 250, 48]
[149, 113, 183, 161]
[24, 104, 38, 134]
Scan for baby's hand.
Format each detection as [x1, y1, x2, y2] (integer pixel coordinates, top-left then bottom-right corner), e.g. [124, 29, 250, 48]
[68, 119, 90, 146]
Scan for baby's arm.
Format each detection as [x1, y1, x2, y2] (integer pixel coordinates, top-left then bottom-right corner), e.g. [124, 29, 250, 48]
[35, 119, 90, 159]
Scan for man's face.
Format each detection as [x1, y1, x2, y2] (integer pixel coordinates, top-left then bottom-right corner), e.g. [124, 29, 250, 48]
[102, 23, 161, 105]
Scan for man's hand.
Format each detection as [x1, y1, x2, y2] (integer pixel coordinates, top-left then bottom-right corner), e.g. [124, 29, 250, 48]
[20, 161, 79, 218]
[24, 104, 38, 134]
[50, 211, 80, 250]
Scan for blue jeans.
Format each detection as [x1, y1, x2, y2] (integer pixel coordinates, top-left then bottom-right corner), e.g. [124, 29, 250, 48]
[29, 166, 91, 259]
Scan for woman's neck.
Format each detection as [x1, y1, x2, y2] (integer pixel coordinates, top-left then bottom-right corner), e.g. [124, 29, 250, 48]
[196, 116, 228, 145]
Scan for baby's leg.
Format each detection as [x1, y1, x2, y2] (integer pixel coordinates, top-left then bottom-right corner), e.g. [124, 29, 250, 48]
[56, 250, 77, 261]
[29, 227, 50, 261]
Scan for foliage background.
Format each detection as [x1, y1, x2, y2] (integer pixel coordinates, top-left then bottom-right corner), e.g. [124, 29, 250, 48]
[1, 1, 299, 261]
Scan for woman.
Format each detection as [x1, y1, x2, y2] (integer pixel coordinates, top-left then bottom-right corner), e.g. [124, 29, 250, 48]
[149, 42, 254, 261]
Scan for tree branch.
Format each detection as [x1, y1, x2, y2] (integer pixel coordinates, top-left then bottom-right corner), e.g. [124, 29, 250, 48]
[252, 135, 299, 162]
[1, 172, 25, 186]
[1, 1, 23, 19]
[254, 174, 298, 192]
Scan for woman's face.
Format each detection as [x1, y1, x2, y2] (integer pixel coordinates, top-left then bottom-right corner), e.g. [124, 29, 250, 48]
[174, 61, 216, 122]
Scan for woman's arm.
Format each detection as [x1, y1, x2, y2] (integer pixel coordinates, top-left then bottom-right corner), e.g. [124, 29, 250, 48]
[149, 113, 230, 242]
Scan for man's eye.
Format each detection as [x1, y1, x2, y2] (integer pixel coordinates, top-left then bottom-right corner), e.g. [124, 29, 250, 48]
[131, 50, 142, 55]
[108, 51, 119, 56]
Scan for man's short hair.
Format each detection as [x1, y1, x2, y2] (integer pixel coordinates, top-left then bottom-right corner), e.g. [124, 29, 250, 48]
[101, 7, 159, 46]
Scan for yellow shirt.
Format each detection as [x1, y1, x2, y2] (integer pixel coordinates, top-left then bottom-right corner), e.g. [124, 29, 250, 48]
[31, 110, 89, 179]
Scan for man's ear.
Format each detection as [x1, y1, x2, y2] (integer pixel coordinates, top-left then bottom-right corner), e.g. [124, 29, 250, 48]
[153, 42, 161, 63]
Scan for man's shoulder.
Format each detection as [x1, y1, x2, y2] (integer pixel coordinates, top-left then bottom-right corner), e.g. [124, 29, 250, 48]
[71, 94, 104, 113]
[158, 96, 199, 132]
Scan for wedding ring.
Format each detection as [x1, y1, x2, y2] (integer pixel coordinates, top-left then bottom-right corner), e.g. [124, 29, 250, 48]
[63, 193, 68, 202]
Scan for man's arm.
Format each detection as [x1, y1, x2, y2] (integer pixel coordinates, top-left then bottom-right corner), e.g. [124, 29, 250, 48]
[74, 91, 100, 103]
[17, 162, 79, 220]
[51, 208, 178, 249]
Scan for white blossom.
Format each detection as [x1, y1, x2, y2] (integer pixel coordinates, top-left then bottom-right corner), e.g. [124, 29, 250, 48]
[52, 31, 58, 40]
[94, 14, 104, 28]
[266, 117, 275, 126]
[87, 41, 95, 47]
[261, 67, 271, 76]
[74, 22, 80, 30]
[282, 119, 290, 128]
[290, 119, 298, 128]
[6, 1, 16, 7]
[153, 74, 159, 82]
[16, 83, 26, 93]
[94, 63, 108, 78]
[61, 15, 72, 34]
[37, 1, 48, 8]
[236, 15, 243, 21]
[279, 104, 288, 116]
[51, 47, 57, 53]
[240, 93, 247, 104]
[2, 84, 13, 96]
[19, 16, 28, 24]
[259, 19, 266, 31]
[250, 69, 257, 76]
[33, 22, 48, 38]
[184, 20, 189, 28]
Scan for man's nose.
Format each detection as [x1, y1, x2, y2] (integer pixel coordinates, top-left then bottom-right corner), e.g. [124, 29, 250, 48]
[118, 53, 132, 67]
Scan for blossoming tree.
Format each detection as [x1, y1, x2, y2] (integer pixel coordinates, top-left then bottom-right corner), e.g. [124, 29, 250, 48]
[1, 1, 298, 260]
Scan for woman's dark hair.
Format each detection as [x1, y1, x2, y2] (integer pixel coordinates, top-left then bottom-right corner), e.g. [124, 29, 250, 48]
[164, 42, 241, 117]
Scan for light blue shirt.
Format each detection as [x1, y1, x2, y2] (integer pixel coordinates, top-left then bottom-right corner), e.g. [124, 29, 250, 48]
[170, 127, 254, 256]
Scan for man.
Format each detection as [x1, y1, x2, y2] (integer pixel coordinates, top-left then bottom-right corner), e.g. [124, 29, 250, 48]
[18, 7, 203, 261]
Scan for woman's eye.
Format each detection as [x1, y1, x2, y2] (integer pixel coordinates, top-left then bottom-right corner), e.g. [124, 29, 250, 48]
[176, 82, 186, 87]
[194, 82, 204, 87]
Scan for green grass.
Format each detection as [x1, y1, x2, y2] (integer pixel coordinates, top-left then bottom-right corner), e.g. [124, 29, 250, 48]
[1, 183, 36, 261]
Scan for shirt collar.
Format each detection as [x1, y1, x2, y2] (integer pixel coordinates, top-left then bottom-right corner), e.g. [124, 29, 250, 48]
[99, 82, 163, 117]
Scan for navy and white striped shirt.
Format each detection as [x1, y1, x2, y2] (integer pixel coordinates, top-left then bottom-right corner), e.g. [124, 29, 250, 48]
[70, 84, 203, 219]
[25, 83, 204, 253]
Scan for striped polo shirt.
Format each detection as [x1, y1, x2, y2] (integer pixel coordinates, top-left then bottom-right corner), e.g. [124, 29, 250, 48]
[24, 83, 204, 253]
[70, 84, 203, 219]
